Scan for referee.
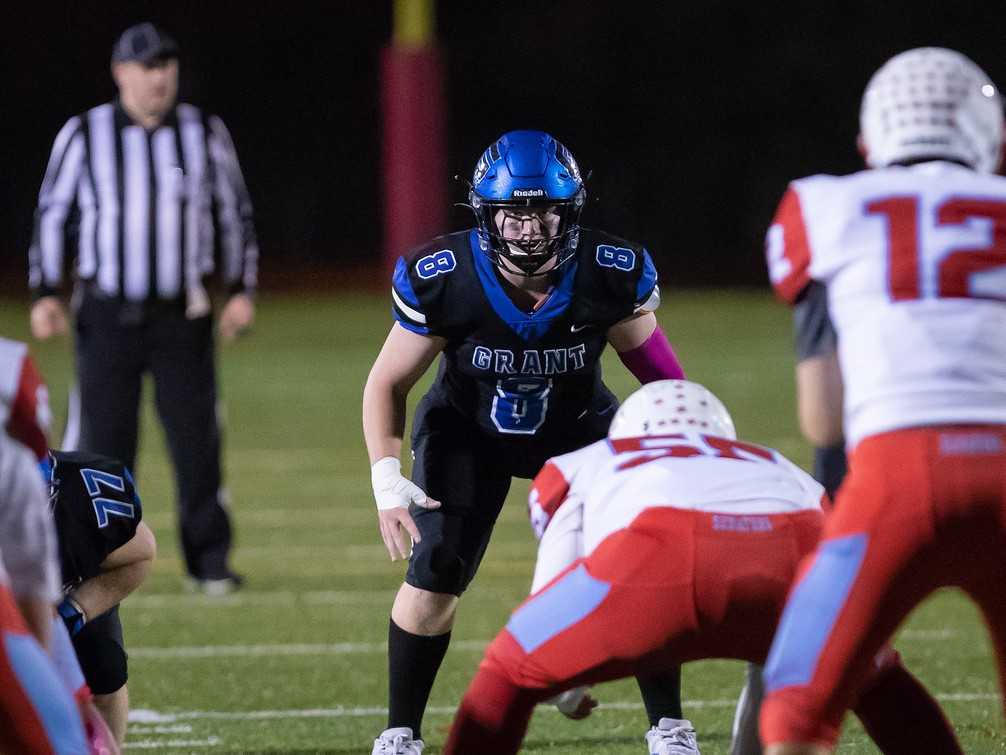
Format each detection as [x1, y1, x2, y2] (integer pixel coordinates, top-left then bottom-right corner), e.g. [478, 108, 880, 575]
[28, 22, 257, 594]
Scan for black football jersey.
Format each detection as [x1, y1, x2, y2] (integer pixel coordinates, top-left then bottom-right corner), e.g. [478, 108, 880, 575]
[48, 450, 143, 589]
[391, 228, 659, 438]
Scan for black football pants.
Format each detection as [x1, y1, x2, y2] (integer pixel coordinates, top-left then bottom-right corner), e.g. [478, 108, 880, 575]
[73, 292, 233, 579]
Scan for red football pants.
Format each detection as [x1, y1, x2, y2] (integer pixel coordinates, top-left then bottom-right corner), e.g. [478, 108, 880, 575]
[761, 425, 1006, 748]
[0, 584, 87, 754]
[444, 506, 823, 754]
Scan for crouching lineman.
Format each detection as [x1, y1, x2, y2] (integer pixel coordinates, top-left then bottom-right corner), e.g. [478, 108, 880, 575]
[443, 381, 962, 754]
[49, 449, 155, 745]
[0, 337, 89, 753]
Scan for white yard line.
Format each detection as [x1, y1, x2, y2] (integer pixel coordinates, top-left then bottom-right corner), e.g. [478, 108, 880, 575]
[125, 737, 221, 749]
[129, 587, 528, 609]
[937, 692, 1003, 701]
[123, 593, 977, 645]
[899, 628, 958, 640]
[128, 701, 725, 725]
[225, 542, 537, 558]
[131, 640, 489, 658]
[129, 725, 193, 734]
[129, 690, 1001, 726]
[128, 589, 400, 608]
[129, 626, 965, 660]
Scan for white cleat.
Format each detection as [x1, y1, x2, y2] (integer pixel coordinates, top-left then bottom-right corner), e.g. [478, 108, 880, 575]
[372, 727, 425, 755]
[645, 717, 700, 755]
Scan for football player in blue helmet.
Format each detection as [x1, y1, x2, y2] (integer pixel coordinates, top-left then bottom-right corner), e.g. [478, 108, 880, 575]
[49, 449, 156, 746]
[363, 129, 693, 755]
[469, 130, 586, 276]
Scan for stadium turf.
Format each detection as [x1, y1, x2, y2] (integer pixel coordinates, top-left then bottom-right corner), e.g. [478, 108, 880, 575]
[4, 291, 1003, 753]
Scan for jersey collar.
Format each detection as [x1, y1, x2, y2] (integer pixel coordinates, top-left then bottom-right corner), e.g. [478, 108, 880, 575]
[469, 229, 579, 342]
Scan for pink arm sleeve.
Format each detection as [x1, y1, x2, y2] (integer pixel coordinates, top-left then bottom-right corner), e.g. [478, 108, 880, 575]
[617, 325, 685, 383]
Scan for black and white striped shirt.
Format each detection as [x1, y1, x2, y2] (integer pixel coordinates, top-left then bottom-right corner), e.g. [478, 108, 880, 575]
[29, 101, 258, 303]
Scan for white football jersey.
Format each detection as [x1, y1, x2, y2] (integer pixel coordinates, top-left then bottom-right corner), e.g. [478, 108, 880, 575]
[0, 430, 60, 602]
[0, 337, 51, 457]
[0, 338, 59, 601]
[767, 162, 1006, 447]
[528, 434, 824, 591]
[0, 337, 31, 428]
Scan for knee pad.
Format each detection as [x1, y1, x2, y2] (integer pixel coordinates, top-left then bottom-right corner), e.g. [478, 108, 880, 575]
[406, 537, 467, 596]
[73, 621, 127, 695]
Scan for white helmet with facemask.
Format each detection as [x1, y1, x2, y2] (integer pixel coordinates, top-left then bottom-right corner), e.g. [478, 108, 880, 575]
[608, 380, 736, 441]
[860, 47, 1004, 173]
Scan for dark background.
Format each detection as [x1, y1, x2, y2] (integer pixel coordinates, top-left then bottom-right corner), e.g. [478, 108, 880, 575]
[4, 1, 1005, 291]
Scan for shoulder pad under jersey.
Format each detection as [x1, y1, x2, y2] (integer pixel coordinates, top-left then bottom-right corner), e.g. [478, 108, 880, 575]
[572, 228, 660, 327]
[391, 231, 477, 337]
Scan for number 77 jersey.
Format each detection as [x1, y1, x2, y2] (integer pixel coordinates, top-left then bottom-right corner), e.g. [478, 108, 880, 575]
[766, 161, 1006, 447]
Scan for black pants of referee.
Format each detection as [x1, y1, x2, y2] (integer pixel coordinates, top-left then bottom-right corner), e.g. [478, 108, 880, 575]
[73, 290, 233, 580]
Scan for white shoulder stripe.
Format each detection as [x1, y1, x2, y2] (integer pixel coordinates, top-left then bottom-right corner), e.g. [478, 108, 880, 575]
[391, 286, 427, 325]
[634, 284, 660, 313]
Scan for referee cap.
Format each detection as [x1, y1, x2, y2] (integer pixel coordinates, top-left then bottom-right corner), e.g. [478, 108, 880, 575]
[112, 22, 179, 64]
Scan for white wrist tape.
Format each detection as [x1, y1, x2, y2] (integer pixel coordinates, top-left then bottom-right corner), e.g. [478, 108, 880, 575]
[371, 456, 428, 511]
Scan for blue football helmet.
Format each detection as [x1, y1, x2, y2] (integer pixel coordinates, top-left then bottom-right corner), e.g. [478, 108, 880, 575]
[469, 130, 586, 276]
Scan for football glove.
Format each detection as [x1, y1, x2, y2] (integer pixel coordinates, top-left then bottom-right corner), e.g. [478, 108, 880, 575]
[371, 457, 432, 511]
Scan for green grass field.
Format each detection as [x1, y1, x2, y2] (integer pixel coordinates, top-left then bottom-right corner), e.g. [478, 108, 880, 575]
[4, 291, 1004, 753]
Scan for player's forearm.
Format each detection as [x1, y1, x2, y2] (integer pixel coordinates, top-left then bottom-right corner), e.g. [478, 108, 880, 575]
[363, 324, 445, 464]
[796, 354, 844, 446]
[71, 559, 151, 619]
[362, 377, 408, 464]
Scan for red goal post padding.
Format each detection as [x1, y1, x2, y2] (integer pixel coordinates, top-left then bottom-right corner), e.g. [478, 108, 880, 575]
[380, 45, 448, 281]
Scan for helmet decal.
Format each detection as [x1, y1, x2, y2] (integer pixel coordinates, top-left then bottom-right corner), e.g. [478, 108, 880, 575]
[472, 153, 491, 187]
[555, 142, 582, 183]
